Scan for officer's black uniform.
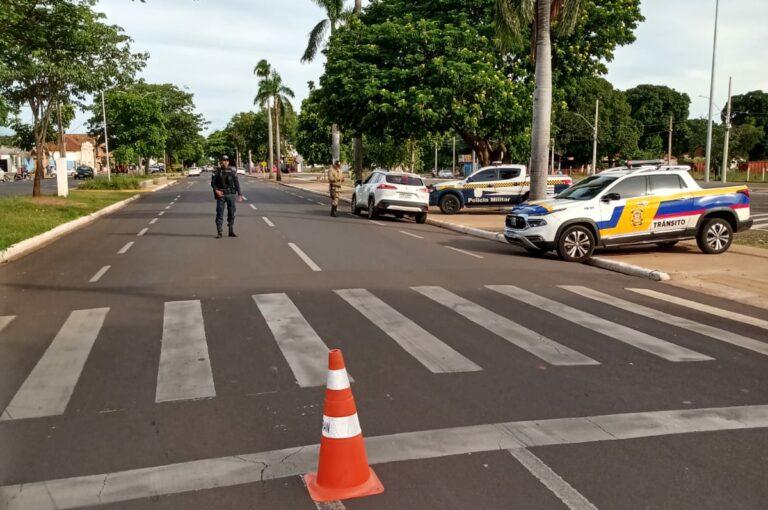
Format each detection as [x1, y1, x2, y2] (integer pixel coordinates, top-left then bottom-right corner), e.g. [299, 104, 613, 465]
[211, 163, 241, 237]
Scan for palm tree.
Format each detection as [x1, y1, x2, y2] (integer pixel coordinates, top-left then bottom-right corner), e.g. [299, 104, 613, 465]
[496, 0, 583, 200]
[254, 59, 295, 182]
[254, 60, 274, 178]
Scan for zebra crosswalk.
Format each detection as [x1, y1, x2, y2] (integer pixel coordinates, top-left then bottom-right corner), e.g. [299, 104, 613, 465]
[1, 285, 767, 422]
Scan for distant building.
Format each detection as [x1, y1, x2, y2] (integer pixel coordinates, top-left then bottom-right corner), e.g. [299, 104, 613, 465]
[45, 134, 98, 170]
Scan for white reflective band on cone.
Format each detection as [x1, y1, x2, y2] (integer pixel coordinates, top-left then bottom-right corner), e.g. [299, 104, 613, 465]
[322, 414, 362, 439]
[326, 368, 350, 390]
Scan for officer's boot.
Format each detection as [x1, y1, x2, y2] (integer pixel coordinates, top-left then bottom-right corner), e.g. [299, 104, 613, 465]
[216, 232, 223, 239]
[330, 205, 338, 217]
[228, 226, 237, 237]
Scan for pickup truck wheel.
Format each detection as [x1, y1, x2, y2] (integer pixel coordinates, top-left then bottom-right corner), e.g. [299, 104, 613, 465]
[557, 225, 595, 262]
[697, 218, 733, 254]
[368, 197, 380, 220]
[439, 194, 461, 215]
[351, 195, 361, 216]
[415, 212, 427, 224]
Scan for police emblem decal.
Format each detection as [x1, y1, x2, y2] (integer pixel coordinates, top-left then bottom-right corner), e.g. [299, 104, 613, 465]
[631, 209, 643, 227]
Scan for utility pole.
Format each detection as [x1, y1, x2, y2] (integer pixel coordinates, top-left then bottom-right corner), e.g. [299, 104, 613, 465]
[55, 101, 68, 197]
[434, 143, 438, 175]
[101, 91, 111, 182]
[704, 0, 720, 182]
[668, 114, 674, 165]
[550, 139, 555, 175]
[452, 136, 456, 175]
[721, 76, 733, 183]
[591, 99, 599, 175]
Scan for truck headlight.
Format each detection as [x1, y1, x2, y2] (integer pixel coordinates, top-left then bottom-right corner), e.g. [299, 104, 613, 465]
[528, 218, 548, 227]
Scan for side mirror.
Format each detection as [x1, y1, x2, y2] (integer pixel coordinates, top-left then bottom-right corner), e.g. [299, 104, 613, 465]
[355, 179, 362, 186]
[602, 193, 621, 202]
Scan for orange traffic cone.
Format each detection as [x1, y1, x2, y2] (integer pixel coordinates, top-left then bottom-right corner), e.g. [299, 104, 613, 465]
[304, 349, 384, 502]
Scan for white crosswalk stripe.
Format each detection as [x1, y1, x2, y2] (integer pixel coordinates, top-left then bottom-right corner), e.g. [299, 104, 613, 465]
[253, 293, 331, 387]
[488, 285, 712, 362]
[1, 308, 109, 421]
[629, 288, 768, 331]
[0, 315, 15, 333]
[562, 286, 768, 357]
[335, 289, 482, 373]
[412, 286, 599, 366]
[156, 301, 216, 403]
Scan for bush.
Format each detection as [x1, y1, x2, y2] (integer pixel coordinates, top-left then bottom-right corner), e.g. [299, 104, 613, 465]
[77, 175, 149, 190]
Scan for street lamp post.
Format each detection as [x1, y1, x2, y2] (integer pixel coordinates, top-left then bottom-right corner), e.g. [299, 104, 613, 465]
[704, 0, 720, 183]
[571, 99, 599, 175]
[722, 76, 733, 184]
[101, 90, 111, 182]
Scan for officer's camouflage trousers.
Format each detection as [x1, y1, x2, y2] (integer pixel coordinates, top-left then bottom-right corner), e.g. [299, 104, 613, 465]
[329, 185, 341, 207]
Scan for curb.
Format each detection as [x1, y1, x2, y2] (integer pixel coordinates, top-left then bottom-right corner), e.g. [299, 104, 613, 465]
[587, 257, 671, 282]
[0, 180, 177, 265]
[272, 180, 672, 281]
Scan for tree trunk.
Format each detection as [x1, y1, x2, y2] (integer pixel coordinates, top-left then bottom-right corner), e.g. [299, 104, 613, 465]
[354, 0, 362, 14]
[57, 102, 66, 172]
[354, 135, 363, 182]
[530, 0, 553, 200]
[144, 157, 150, 175]
[267, 103, 274, 178]
[275, 100, 282, 182]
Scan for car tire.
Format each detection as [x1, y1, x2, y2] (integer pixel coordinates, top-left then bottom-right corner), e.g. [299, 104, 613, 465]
[439, 194, 461, 215]
[656, 241, 679, 249]
[368, 197, 379, 220]
[415, 212, 427, 224]
[351, 195, 362, 216]
[696, 218, 733, 254]
[557, 225, 595, 262]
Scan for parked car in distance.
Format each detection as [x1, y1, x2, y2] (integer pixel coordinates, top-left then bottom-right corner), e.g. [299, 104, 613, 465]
[187, 167, 202, 177]
[74, 165, 95, 179]
[437, 169, 454, 178]
[51, 168, 76, 178]
[504, 161, 752, 262]
[149, 165, 164, 174]
[351, 170, 429, 223]
[236, 168, 246, 175]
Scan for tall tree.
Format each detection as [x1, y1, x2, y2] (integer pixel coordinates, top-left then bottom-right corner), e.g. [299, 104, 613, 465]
[725, 90, 768, 160]
[495, 0, 586, 200]
[254, 60, 295, 181]
[0, 0, 145, 196]
[625, 84, 691, 156]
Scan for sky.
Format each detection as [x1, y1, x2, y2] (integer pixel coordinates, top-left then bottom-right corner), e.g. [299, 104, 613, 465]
[9, 0, 768, 136]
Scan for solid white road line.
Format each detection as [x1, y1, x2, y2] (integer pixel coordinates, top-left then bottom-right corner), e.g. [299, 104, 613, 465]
[6, 403, 768, 509]
[155, 301, 216, 403]
[399, 230, 424, 239]
[412, 286, 598, 366]
[117, 242, 134, 255]
[489, 285, 712, 362]
[562, 286, 768, 357]
[262, 216, 275, 227]
[288, 243, 322, 272]
[253, 293, 330, 387]
[249, 204, 257, 210]
[753, 222, 768, 229]
[0, 316, 14, 333]
[0, 308, 109, 421]
[149, 218, 158, 225]
[629, 288, 768, 331]
[446, 246, 484, 259]
[89, 265, 111, 283]
[508, 448, 598, 510]
[335, 289, 482, 373]
[137, 228, 148, 237]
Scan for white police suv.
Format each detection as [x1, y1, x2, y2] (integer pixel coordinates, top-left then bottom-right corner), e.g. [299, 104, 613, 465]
[504, 161, 753, 262]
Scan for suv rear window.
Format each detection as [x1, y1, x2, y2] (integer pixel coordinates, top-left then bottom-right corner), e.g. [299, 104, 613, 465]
[386, 174, 423, 186]
[498, 168, 521, 180]
[650, 174, 686, 193]
[610, 176, 648, 199]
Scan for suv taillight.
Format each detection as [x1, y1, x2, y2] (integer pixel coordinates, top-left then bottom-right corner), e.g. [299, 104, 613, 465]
[739, 188, 750, 199]
[377, 184, 397, 190]
[418, 187, 429, 193]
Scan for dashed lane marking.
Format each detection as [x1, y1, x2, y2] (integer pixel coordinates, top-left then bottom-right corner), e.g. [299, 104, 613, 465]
[249, 204, 257, 210]
[117, 242, 134, 255]
[137, 228, 148, 237]
[0, 316, 15, 333]
[164, 205, 171, 210]
[0, 308, 109, 421]
[158, 211, 165, 216]
[5, 404, 768, 508]
[488, 285, 712, 362]
[629, 288, 768, 331]
[89, 265, 111, 283]
[149, 218, 158, 225]
[288, 243, 322, 272]
[399, 230, 424, 239]
[262, 217, 275, 227]
[370, 220, 386, 226]
[508, 448, 598, 510]
[446, 246, 484, 259]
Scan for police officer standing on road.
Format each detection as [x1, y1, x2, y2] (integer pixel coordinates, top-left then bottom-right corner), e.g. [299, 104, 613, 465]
[211, 155, 243, 238]
[328, 161, 344, 217]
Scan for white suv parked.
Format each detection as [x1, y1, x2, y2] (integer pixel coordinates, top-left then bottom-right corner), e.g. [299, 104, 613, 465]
[352, 170, 429, 223]
[504, 161, 753, 262]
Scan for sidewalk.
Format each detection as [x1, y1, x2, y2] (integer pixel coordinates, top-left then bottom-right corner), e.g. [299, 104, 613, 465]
[274, 177, 768, 308]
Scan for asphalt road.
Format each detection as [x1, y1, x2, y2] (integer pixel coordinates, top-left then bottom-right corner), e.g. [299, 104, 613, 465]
[0, 177, 76, 197]
[2, 176, 768, 509]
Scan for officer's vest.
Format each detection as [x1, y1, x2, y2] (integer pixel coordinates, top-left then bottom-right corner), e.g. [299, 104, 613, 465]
[214, 170, 237, 193]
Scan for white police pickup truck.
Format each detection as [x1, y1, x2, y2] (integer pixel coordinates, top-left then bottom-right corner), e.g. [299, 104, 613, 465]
[504, 161, 753, 262]
[429, 165, 573, 214]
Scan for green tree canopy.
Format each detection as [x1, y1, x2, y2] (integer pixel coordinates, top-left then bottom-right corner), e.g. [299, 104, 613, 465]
[725, 90, 768, 160]
[625, 84, 691, 156]
[0, 0, 146, 194]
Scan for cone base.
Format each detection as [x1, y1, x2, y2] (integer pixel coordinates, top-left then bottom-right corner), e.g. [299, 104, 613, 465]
[304, 468, 384, 503]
